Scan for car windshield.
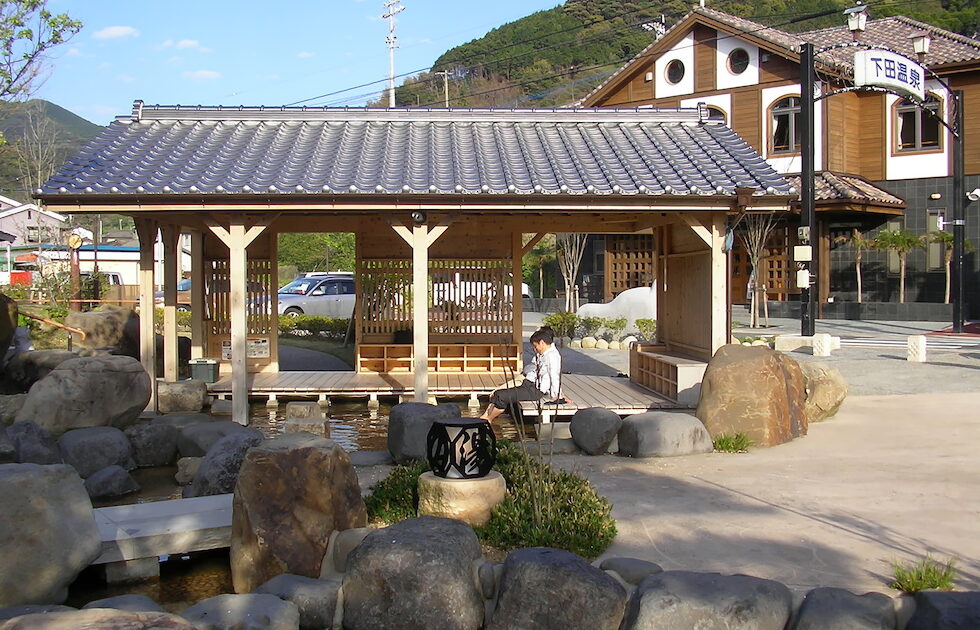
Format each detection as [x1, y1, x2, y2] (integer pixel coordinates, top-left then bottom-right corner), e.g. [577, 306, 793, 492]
[279, 279, 317, 295]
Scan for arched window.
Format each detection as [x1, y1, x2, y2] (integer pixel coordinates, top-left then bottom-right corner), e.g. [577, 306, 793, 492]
[707, 106, 727, 124]
[895, 95, 942, 152]
[769, 96, 801, 155]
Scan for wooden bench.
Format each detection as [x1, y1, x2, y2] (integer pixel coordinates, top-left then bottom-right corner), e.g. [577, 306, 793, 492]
[629, 344, 707, 407]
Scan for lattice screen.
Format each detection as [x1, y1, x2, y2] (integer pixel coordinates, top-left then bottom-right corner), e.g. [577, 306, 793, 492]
[205, 259, 275, 336]
[605, 235, 656, 299]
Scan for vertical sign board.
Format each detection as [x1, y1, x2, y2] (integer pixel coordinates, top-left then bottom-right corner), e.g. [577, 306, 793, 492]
[853, 50, 926, 101]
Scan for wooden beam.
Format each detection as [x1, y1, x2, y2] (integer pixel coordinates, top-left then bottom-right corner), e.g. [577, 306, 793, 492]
[189, 230, 205, 360]
[411, 225, 428, 402]
[709, 212, 729, 356]
[133, 218, 158, 412]
[521, 232, 547, 257]
[160, 225, 180, 382]
[680, 214, 713, 248]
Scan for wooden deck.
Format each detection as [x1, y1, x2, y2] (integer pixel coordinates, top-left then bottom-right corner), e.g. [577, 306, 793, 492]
[207, 371, 686, 415]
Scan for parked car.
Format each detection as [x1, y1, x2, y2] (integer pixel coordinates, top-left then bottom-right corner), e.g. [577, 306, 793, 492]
[277, 274, 355, 318]
[154, 278, 192, 311]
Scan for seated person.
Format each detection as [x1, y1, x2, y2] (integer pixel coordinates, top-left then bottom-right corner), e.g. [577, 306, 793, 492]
[480, 326, 561, 422]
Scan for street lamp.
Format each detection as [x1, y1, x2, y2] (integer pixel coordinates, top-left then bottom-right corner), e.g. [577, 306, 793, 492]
[844, 4, 868, 40]
[910, 31, 931, 63]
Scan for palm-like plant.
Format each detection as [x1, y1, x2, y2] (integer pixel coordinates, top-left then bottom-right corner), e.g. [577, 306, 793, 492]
[928, 231, 975, 304]
[874, 229, 925, 303]
[834, 228, 875, 303]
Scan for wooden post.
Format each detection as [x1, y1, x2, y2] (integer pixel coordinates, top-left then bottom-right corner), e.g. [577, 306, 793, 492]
[709, 212, 729, 355]
[189, 230, 205, 360]
[134, 218, 158, 412]
[160, 225, 180, 382]
[512, 231, 523, 358]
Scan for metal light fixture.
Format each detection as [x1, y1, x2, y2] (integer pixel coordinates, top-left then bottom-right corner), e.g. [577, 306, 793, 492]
[911, 31, 931, 63]
[426, 417, 497, 479]
[410, 210, 427, 225]
[844, 4, 868, 41]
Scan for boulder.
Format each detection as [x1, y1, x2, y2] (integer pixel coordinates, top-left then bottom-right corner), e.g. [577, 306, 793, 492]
[0, 605, 75, 621]
[618, 411, 713, 458]
[284, 401, 323, 420]
[622, 571, 793, 630]
[178, 420, 256, 458]
[791, 587, 896, 630]
[596, 339, 610, 350]
[82, 594, 164, 612]
[489, 547, 628, 630]
[582, 336, 598, 349]
[3, 350, 77, 393]
[151, 412, 215, 430]
[211, 399, 233, 416]
[157, 380, 208, 414]
[0, 394, 27, 424]
[183, 429, 263, 498]
[84, 465, 140, 500]
[479, 561, 502, 599]
[598, 557, 664, 586]
[0, 294, 16, 369]
[0, 431, 13, 464]
[799, 362, 848, 424]
[66, 306, 139, 356]
[907, 590, 980, 630]
[343, 517, 484, 630]
[124, 422, 178, 467]
[6, 421, 61, 465]
[320, 527, 373, 576]
[386, 402, 461, 464]
[15, 356, 151, 434]
[0, 463, 102, 606]
[346, 450, 392, 467]
[255, 574, 342, 630]
[0, 609, 197, 630]
[695, 345, 808, 447]
[231, 433, 366, 593]
[57, 427, 134, 479]
[179, 593, 300, 630]
[570, 407, 623, 455]
[175, 457, 202, 485]
[282, 418, 328, 437]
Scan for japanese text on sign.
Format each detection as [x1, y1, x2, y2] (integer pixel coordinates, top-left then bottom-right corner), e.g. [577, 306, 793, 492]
[853, 49, 926, 101]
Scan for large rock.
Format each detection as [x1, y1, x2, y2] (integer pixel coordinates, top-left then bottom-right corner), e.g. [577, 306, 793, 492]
[15, 356, 151, 434]
[0, 395, 27, 423]
[84, 465, 140, 499]
[343, 517, 484, 630]
[695, 345, 807, 447]
[180, 593, 300, 630]
[0, 605, 75, 621]
[0, 463, 101, 606]
[0, 609, 197, 630]
[66, 306, 140, 356]
[151, 412, 215, 430]
[0, 431, 14, 464]
[907, 590, 980, 629]
[387, 402, 461, 464]
[124, 421, 178, 467]
[183, 429, 263, 498]
[599, 557, 664, 586]
[255, 574, 342, 630]
[799, 362, 848, 424]
[178, 420, 256, 458]
[157, 380, 208, 414]
[81, 594, 164, 612]
[791, 587, 896, 630]
[489, 547, 628, 630]
[618, 411, 713, 458]
[0, 294, 16, 370]
[58, 427, 134, 478]
[622, 571, 793, 630]
[175, 457, 202, 485]
[6, 421, 61, 464]
[2, 350, 77, 393]
[570, 407, 622, 455]
[231, 433, 366, 593]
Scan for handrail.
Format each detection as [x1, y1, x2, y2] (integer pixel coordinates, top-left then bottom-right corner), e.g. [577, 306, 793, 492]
[19, 312, 87, 341]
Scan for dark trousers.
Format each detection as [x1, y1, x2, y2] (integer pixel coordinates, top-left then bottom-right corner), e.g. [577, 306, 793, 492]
[489, 380, 544, 411]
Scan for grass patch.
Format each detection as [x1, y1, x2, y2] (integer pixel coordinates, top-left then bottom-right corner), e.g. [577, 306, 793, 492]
[278, 336, 354, 368]
[364, 441, 617, 560]
[712, 433, 753, 453]
[890, 556, 957, 593]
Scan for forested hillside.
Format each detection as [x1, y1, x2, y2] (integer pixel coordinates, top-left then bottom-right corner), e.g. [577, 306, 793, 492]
[387, 0, 967, 109]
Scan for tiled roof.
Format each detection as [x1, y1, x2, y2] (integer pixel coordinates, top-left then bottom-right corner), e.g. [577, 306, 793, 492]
[787, 172, 905, 206]
[38, 104, 794, 200]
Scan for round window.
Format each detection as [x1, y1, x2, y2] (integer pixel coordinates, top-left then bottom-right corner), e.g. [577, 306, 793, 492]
[727, 48, 750, 74]
[665, 59, 685, 85]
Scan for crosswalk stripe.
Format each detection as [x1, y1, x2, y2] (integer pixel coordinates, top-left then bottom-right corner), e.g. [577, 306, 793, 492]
[838, 336, 980, 350]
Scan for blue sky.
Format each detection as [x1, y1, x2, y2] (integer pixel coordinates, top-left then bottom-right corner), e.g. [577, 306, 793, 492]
[35, 0, 563, 125]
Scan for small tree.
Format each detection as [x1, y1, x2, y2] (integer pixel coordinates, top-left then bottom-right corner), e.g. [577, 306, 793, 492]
[733, 211, 781, 327]
[834, 228, 875, 303]
[875, 229, 924, 303]
[928, 230, 974, 304]
[555, 233, 587, 313]
[0, 2, 82, 101]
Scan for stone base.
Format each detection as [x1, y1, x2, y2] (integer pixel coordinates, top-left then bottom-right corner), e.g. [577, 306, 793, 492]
[417, 471, 506, 528]
[283, 417, 329, 437]
[104, 557, 159, 584]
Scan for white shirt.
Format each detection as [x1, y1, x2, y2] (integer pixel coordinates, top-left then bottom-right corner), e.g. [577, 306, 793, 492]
[524, 344, 562, 399]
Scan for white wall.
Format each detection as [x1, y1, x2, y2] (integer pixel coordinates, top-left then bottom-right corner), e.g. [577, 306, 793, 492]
[655, 33, 695, 99]
[761, 83, 824, 174]
[884, 82, 950, 180]
[716, 37, 759, 90]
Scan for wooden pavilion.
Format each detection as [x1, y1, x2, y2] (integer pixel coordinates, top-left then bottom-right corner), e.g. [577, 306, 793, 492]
[37, 103, 793, 424]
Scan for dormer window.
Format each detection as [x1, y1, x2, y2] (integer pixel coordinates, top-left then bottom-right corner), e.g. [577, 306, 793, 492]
[895, 95, 942, 152]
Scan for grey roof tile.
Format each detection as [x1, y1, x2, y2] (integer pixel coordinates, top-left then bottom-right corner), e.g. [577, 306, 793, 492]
[787, 172, 906, 206]
[39, 105, 794, 200]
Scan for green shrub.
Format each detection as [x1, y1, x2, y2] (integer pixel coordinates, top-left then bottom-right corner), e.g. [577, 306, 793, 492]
[541, 312, 579, 339]
[712, 433, 753, 453]
[890, 556, 957, 593]
[634, 318, 656, 341]
[604, 317, 627, 341]
[365, 442, 617, 560]
[579, 316, 605, 338]
[279, 316, 350, 341]
[176, 310, 192, 330]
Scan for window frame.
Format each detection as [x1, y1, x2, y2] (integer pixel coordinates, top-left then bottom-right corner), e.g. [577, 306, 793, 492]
[664, 59, 685, 85]
[706, 106, 727, 124]
[768, 95, 802, 156]
[727, 48, 750, 75]
[892, 93, 944, 155]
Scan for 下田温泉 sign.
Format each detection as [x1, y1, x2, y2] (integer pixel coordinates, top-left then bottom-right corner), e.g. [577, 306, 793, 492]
[853, 49, 926, 101]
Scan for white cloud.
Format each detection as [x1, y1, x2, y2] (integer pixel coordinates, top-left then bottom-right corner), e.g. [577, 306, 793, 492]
[297, 51, 315, 59]
[66, 47, 83, 57]
[167, 55, 183, 64]
[183, 69, 221, 80]
[162, 38, 212, 52]
[117, 74, 136, 83]
[93, 26, 140, 40]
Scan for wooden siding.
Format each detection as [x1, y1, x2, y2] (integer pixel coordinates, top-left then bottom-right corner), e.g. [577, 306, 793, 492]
[825, 90, 862, 173]
[694, 25, 716, 93]
[857, 92, 886, 181]
[759, 52, 798, 85]
[951, 71, 980, 176]
[731, 89, 761, 153]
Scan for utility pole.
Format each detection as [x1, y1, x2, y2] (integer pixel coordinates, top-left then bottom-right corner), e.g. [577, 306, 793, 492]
[383, 0, 405, 108]
[799, 42, 816, 337]
[435, 70, 449, 107]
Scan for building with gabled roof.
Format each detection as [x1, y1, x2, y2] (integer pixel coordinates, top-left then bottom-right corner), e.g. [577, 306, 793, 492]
[583, 5, 980, 317]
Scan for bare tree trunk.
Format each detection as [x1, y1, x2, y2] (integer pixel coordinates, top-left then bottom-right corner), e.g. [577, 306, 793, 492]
[735, 213, 779, 329]
[899, 255, 906, 303]
[556, 233, 587, 313]
[15, 102, 61, 199]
